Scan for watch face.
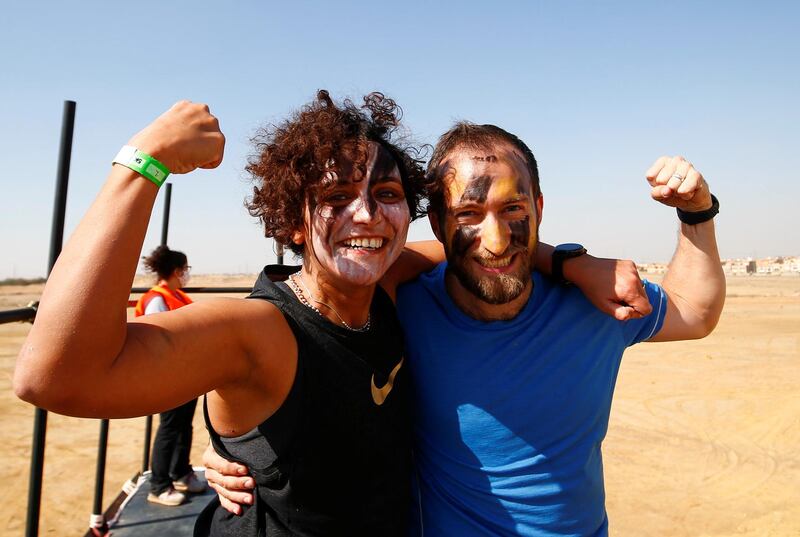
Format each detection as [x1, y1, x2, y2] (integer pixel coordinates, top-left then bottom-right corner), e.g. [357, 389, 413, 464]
[555, 243, 584, 253]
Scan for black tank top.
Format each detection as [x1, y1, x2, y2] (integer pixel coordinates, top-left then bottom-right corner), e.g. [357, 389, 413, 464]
[195, 266, 411, 536]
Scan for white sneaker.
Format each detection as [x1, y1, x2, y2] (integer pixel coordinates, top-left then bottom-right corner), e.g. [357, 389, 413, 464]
[173, 472, 206, 494]
[147, 486, 186, 507]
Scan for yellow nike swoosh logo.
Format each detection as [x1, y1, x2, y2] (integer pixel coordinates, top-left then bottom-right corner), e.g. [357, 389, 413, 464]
[371, 357, 404, 406]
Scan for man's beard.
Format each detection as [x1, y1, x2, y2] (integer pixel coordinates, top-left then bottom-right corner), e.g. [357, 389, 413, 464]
[448, 252, 532, 305]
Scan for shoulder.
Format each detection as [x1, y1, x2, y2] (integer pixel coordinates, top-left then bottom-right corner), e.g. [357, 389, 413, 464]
[204, 297, 290, 338]
[534, 272, 612, 326]
[237, 298, 297, 362]
[202, 298, 298, 434]
[140, 297, 294, 357]
[197, 298, 297, 388]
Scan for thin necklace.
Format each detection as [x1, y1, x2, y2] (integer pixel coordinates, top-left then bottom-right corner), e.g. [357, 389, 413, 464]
[287, 273, 371, 332]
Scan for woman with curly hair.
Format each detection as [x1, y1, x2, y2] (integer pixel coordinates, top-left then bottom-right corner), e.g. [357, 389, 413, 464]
[14, 91, 629, 535]
[15, 91, 431, 536]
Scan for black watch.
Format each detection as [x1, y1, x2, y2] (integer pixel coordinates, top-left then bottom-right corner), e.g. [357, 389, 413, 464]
[552, 243, 587, 285]
[677, 194, 720, 225]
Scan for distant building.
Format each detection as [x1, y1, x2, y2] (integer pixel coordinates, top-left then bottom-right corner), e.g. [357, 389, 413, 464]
[641, 256, 798, 276]
[786, 256, 800, 273]
[638, 263, 667, 274]
[717, 256, 798, 276]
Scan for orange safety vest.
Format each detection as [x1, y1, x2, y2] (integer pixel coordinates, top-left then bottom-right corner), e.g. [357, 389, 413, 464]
[134, 285, 193, 316]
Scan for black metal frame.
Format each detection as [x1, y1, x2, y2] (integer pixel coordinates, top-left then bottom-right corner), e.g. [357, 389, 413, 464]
[0, 306, 38, 324]
[23, 100, 75, 537]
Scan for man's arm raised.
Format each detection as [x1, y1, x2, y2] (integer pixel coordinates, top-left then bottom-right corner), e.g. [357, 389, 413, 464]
[645, 156, 725, 342]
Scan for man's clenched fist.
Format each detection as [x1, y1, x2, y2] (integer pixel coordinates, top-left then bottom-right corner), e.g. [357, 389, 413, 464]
[646, 156, 712, 213]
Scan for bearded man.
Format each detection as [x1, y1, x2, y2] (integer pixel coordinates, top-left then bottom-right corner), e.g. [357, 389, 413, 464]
[395, 122, 724, 536]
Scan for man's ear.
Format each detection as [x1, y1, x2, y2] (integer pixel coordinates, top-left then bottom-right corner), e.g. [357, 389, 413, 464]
[291, 230, 305, 245]
[428, 210, 444, 243]
[535, 195, 544, 227]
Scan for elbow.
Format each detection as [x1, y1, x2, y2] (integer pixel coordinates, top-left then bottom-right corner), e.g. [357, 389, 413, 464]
[13, 348, 39, 405]
[14, 372, 82, 416]
[14, 351, 78, 414]
[699, 311, 722, 338]
[14, 345, 44, 407]
[689, 320, 716, 340]
[12, 372, 36, 405]
[687, 308, 723, 340]
[698, 294, 726, 339]
[13, 367, 52, 409]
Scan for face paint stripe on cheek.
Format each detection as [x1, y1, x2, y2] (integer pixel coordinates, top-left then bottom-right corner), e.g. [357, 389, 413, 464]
[366, 144, 401, 218]
[451, 225, 480, 257]
[509, 217, 533, 250]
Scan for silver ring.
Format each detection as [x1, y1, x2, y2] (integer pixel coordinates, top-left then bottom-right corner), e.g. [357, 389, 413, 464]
[670, 172, 684, 183]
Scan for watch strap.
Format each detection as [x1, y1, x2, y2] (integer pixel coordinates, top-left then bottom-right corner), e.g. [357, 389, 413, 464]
[112, 145, 170, 187]
[552, 244, 587, 285]
[677, 194, 719, 225]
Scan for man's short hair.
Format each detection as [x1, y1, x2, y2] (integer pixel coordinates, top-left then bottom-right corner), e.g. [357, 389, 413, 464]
[425, 122, 541, 214]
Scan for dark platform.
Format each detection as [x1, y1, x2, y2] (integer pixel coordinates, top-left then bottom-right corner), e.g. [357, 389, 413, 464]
[107, 470, 216, 537]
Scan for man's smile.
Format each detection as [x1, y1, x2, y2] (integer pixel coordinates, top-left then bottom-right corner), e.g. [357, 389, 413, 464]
[472, 252, 520, 273]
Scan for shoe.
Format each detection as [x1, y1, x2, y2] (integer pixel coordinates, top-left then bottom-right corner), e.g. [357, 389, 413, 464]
[147, 486, 186, 507]
[173, 472, 207, 494]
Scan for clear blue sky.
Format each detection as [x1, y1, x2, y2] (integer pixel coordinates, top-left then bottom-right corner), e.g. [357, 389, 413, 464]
[2, 0, 798, 278]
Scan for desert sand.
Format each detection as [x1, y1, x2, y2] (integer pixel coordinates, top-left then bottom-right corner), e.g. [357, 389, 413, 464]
[1, 274, 798, 536]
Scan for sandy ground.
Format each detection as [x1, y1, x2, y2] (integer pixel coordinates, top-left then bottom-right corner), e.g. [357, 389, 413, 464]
[1, 275, 798, 536]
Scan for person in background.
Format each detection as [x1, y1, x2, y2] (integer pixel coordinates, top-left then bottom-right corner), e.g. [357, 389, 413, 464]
[135, 245, 207, 506]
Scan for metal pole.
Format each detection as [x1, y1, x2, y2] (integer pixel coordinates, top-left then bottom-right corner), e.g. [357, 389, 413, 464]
[276, 243, 284, 265]
[26, 99, 75, 537]
[142, 183, 173, 473]
[0, 306, 37, 324]
[90, 419, 110, 531]
[142, 417, 153, 473]
[160, 183, 172, 246]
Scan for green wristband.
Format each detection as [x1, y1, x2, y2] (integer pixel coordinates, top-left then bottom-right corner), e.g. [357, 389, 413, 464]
[112, 145, 170, 187]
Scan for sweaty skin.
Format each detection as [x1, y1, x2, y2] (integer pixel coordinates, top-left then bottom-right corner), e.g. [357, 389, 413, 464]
[306, 142, 410, 287]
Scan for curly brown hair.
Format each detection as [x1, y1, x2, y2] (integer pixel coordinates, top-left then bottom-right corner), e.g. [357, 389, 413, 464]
[245, 90, 428, 256]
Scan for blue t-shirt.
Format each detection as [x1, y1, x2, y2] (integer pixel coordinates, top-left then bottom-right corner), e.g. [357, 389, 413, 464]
[396, 263, 667, 537]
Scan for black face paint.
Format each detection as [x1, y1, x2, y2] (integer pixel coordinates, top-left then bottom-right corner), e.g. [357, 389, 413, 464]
[451, 224, 480, 256]
[472, 154, 498, 163]
[460, 175, 493, 204]
[516, 177, 532, 198]
[366, 145, 399, 217]
[509, 216, 531, 250]
[315, 183, 350, 216]
[509, 152, 535, 197]
[311, 159, 352, 250]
